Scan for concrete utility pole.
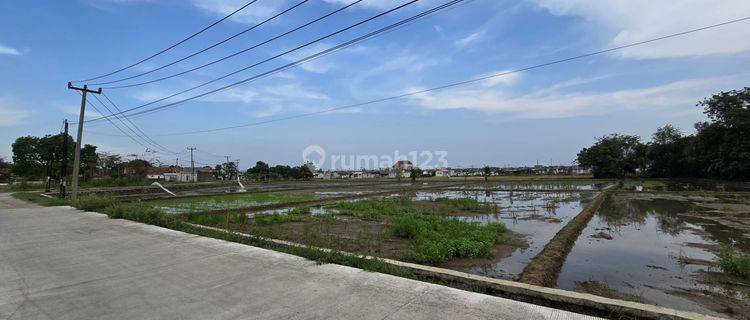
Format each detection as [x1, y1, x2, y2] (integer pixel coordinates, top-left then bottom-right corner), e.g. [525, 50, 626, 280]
[67, 82, 102, 202]
[187, 147, 196, 182]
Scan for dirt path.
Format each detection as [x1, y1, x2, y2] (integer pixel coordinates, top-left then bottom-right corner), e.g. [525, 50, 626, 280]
[519, 184, 616, 287]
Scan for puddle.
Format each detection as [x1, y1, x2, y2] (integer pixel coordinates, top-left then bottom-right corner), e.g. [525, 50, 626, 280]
[557, 193, 750, 318]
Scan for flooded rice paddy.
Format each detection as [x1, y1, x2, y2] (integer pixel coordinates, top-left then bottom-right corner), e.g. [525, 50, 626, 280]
[558, 192, 750, 318]
[165, 179, 749, 318]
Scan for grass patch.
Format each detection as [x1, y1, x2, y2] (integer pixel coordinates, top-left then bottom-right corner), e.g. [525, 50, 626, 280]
[149, 193, 320, 214]
[11, 192, 69, 206]
[434, 197, 496, 213]
[80, 176, 149, 188]
[254, 213, 305, 225]
[389, 213, 506, 263]
[330, 196, 422, 220]
[718, 246, 750, 279]
[73, 195, 118, 212]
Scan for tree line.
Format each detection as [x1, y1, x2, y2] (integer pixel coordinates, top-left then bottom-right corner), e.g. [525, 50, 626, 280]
[244, 161, 314, 180]
[577, 87, 750, 180]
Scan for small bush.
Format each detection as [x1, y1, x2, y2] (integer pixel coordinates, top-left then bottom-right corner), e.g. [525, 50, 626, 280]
[718, 246, 750, 279]
[74, 195, 117, 212]
[254, 213, 304, 225]
[104, 203, 169, 226]
[389, 213, 506, 263]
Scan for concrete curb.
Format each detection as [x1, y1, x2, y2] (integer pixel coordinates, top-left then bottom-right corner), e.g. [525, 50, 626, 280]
[183, 222, 722, 320]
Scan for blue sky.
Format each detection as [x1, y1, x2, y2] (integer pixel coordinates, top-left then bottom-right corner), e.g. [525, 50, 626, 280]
[1, 0, 749, 169]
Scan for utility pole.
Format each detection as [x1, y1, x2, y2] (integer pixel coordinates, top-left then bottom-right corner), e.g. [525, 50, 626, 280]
[175, 158, 179, 172]
[59, 120, 69, 199]
[67, 82, 102, 201]
[187, 147, 196, 182]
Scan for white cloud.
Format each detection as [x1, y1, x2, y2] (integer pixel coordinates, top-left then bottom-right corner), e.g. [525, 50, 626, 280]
[196, 83, 330, 118]
[455, 31, 484, 47]
[528, 0, 750, 59]
[282, 42, 337, 74]
[0, 98, 28, 126]
[323, 0, 441, 10]
[409, 74, 740, 119]
[191, 0, 288, 24]
[0, 44, 22, 56]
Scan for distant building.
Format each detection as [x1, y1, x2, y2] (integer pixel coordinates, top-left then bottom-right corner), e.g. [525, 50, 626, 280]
[151, 165, 214, 182]
[392, 160, 414, 170]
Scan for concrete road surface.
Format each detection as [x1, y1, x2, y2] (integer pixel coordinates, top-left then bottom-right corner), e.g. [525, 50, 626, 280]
[0, 193, 599, 320]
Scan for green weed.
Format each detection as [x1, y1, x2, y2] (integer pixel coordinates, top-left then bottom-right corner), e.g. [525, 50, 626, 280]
[389, 213, 506, 263]
[718, 246, 750, 279]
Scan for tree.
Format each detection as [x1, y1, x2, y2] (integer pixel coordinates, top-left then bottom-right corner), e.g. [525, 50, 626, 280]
[98, 152, 123, 177]
[80, 144, 98, 182]
[410, 167, 421, 182]
[577, 134, 644, 178]
[11, 134, 75, 179]
[693, 87, 750, 179]
[647, 125, 689, 177]
[0, 157, 11, 182]
[483, 166, 492, 181]
[124, 159, 152, 178]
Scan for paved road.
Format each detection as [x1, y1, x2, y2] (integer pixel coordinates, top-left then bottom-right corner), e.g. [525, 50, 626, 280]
[0, 193, 598, 320]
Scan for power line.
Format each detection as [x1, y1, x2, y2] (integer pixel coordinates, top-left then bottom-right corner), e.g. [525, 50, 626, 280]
[122, 14, 750, 136]
[99, 0, 414, 90]
[88, 92, 178, 156]
[101, 93, 179, 154]
[72, 0, 260, 83]
[83, 93, 148, 149]
[92, 0, 312, 87]
[82, 0, 443, 123]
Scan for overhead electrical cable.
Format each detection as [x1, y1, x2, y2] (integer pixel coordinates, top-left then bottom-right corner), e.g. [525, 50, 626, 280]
[99, 0, 414, 90]
[72, 0, 260, 83]
[101, 93, 180, 154]
[82, 93, 149, 149]
[137, 15, 750, 136]
[92, 0, 314, 86]
[82, 0, 435, 123]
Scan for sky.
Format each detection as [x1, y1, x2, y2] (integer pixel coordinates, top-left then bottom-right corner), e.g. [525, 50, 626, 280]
[1, 0, 749, 170]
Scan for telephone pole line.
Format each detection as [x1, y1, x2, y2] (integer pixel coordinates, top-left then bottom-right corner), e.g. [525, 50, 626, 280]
[187, 147, 196, 182]
[67, 82, 102, 202]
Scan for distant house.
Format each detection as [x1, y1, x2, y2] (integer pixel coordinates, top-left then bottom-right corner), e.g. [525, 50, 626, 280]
[157, 166, 214, 182]
[392, 160, 414, 171]
[435, 168, 452, 177]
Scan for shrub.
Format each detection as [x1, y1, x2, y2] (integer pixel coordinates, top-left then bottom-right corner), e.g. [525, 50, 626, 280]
[254, 213, 304, 225]
[389, 213, 506, 263]
[718, 246, 750, 279]
[104, 203, 169, 226]
[74, 195, 117, 212]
